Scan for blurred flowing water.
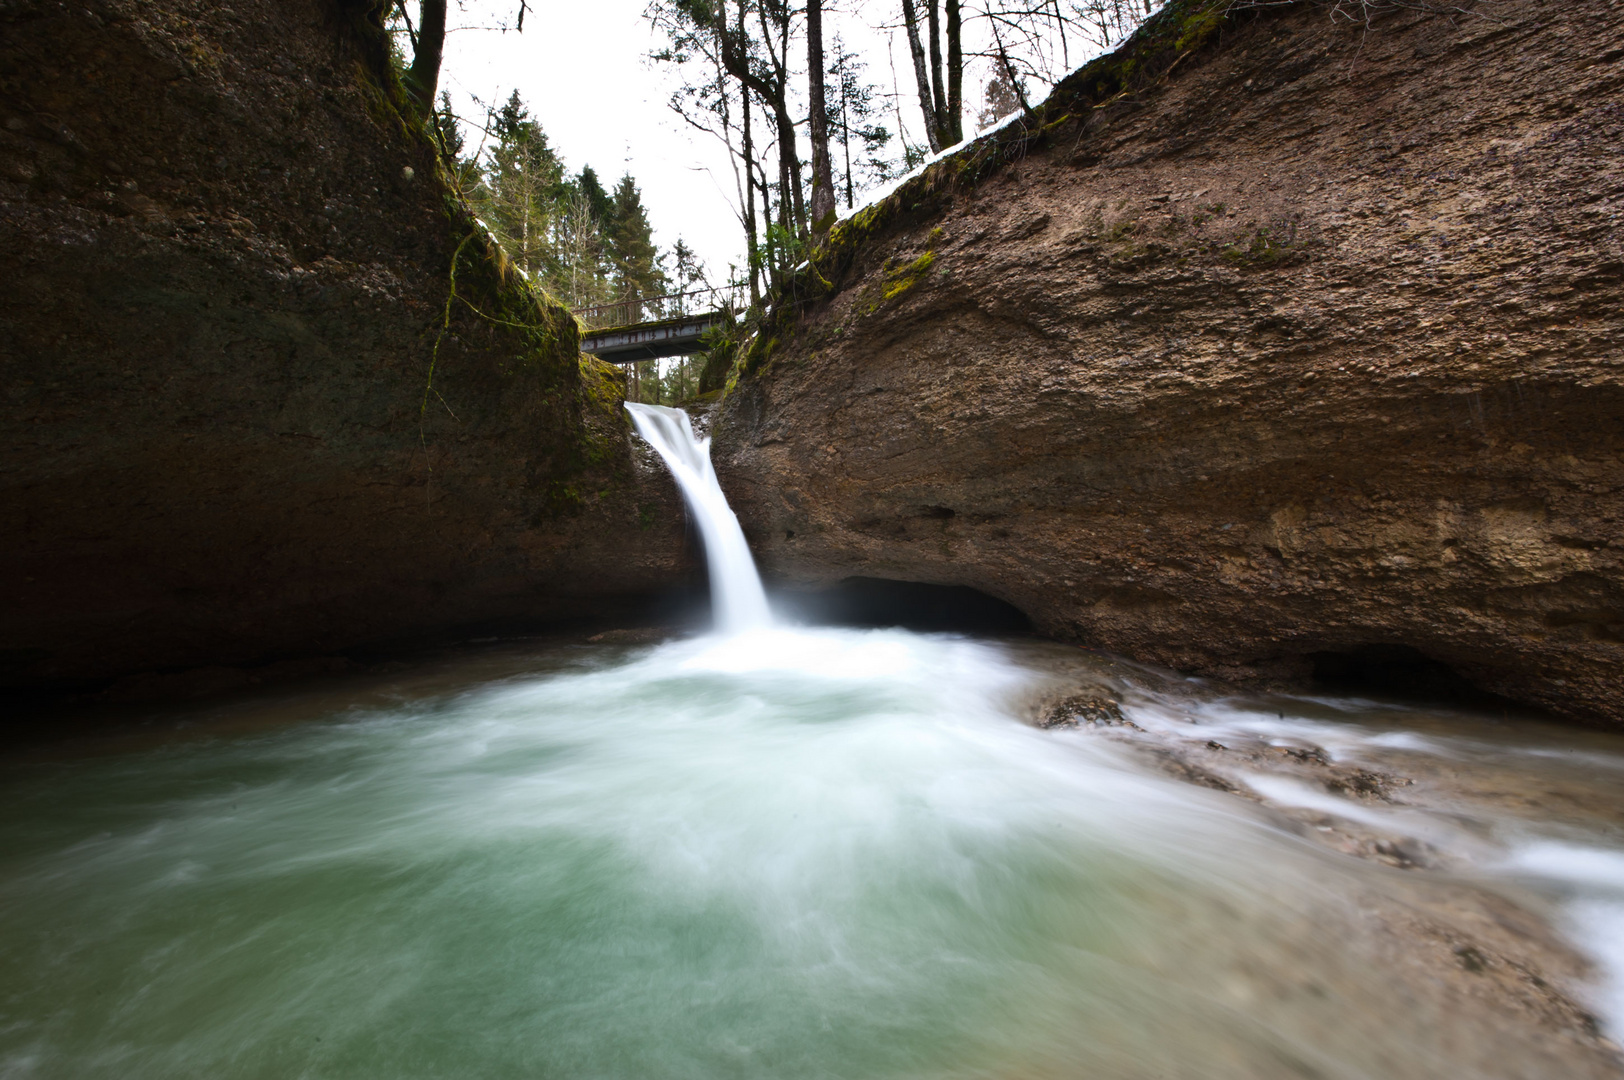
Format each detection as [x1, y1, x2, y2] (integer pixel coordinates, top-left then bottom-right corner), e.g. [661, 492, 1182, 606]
[2, 630, 1623, 1079]
[624, 403, 770, 632]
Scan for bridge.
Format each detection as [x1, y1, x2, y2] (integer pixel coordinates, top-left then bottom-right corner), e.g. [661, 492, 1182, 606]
[575, 287, 743, 364]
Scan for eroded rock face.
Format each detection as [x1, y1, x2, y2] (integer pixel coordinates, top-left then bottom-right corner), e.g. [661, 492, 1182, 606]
[0, 0, 685, 692]
[715, 0, 1624, 726]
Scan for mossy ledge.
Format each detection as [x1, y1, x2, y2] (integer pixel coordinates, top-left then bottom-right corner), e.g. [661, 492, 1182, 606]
[736, 0, 1252, 381]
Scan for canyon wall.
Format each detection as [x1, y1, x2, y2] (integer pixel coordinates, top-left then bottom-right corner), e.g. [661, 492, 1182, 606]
[715, 0, 1624, 726]
[0, 0, 683, 694]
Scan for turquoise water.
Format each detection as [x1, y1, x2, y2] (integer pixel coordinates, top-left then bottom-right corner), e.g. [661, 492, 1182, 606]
[0, 629, 1618, 1079]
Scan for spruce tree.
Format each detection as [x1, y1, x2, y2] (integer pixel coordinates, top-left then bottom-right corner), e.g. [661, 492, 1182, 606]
[605, 174, 666, 311]
[577, 166, 614, 227]
[480, 91, 566, 280]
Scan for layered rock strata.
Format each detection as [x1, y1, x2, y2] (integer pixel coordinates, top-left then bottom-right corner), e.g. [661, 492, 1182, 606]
[0, 0, 683, 694]
[716, 0, 1624, 726]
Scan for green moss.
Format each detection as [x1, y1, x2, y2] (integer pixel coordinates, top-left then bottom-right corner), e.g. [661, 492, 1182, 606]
[578, 356, 625, 412]
[1219, 221, 1308, 267]
[544, 482, 585, 514]
[739, 334, 778, 379]
[1175, 1, 1232, 51]
[882, 250, 937, 300]
[1106, 218, 1140, 242]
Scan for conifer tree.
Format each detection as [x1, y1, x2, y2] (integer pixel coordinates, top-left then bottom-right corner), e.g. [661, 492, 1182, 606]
[576, 166, 614, 228]
[479, 91, 566, 280]
[605, 174, 668, 314]
[667, 238, 709, 314]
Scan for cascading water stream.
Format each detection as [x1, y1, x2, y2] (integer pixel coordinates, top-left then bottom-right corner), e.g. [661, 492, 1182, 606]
[626, 402, 772, 633]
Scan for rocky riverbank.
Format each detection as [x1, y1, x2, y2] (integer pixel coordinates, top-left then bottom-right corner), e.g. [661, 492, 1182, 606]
[1019, 637, 1624, 1074]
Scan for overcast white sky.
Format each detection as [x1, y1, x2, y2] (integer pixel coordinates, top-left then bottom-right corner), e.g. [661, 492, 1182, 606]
[434, 1, 1125, 282]
[438, 0, 931, 281]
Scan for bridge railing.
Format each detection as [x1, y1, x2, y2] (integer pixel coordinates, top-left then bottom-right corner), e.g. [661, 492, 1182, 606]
[573, 285, 746, 331]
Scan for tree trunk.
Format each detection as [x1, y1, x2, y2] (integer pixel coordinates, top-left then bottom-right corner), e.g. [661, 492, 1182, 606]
[926, 0, 947, 147]
[900, 0, 940, 153]
[807, 0, 836, 234]
[716, 11, 804, 237]
[945, 0, 962, 144]
[757, 155, 775, 283]
[741, 76, 761, 304]
[777, 141, 792, 239]
[735, 0, 761, 305]
[773, 103, 805, 238]
[405, 0, 446, 116]
[767, 5, 806, 236]
[839, 64, 854, 208]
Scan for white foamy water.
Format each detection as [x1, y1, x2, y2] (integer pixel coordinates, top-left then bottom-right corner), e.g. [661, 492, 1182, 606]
[4, 631, 1622, 1078]
[626, 403, 771, 632]
[1500, 841, 1624, 1033]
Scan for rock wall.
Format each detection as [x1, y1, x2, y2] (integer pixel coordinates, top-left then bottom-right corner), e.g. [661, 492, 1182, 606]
[715, 0, 1624, 726]
[0, 0, 685, 693]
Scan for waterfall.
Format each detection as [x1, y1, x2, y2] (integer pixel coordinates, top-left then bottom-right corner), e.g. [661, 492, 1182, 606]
[626, 403, 772, 632]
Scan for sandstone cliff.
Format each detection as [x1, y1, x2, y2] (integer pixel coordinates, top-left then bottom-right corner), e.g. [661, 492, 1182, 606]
[715, 0, 1624, 726]
[0, 0, 684, 694]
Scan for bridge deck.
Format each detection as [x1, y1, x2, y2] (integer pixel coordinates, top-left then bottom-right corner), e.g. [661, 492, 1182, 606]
[579, 311, 728, 364]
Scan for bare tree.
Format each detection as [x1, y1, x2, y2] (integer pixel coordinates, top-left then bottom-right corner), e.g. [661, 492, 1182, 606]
[651, 0, 808, 278]
[900, 0, 941, 150]
[900, 0, 965, 151]
[555, 191, 609, 310]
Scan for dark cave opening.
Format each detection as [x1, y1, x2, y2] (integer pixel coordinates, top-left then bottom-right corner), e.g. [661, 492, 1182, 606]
[1308, 644, 1522, 712]
[777, 577, 1034, 635]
